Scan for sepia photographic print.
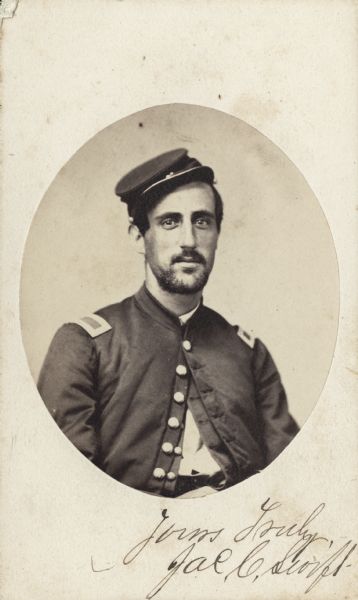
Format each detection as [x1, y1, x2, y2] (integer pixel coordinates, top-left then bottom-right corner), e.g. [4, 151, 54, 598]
[21, 105, 339, 499]
[2, 2, 357, 599]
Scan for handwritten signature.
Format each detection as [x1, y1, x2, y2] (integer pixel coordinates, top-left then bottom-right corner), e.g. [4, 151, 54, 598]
[91, 498, 356, 598]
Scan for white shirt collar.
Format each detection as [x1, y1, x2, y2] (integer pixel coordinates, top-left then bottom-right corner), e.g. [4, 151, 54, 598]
[179, 303, 200, 325]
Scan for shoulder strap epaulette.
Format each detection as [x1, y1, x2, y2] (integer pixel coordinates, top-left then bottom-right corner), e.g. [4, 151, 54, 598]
[73, 313, 112, 338]
[236, 325, 255, 349]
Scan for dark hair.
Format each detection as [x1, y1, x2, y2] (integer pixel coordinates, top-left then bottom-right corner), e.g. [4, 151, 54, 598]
[132, 184, 224, 235]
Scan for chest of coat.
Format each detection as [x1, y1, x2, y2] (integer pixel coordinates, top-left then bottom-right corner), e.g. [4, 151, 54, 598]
[94, 319, 257, 425]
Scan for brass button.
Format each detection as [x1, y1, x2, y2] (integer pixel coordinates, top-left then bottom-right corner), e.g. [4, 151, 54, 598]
[153, 467, 166, 480]
[176, 364, 187, 376]
[168, 416, 180, 429]
[174, 446, 182, 456]
[173, 391, 185, 404]
[183, 340, 192, 351]
[166, 471, 177, 481]
[162, 442, 173, 454]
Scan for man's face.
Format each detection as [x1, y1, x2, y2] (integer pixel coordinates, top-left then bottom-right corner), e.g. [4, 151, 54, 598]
[143, 182, 219, 294]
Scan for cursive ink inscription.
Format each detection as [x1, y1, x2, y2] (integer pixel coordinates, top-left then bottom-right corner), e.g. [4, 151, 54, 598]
[91, 499, 356, 599]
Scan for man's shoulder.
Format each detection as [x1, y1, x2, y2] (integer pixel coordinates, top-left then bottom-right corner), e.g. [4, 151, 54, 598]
[69, 294, 136, 339]
[201, 305, 256, 350]
[95, 295, 134, 322]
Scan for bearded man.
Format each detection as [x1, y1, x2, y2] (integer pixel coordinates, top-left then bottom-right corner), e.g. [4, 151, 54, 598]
[38, 148, 299, 498]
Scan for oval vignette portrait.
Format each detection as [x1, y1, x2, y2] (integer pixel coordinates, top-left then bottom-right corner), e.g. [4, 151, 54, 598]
[20, 104, 339, 500]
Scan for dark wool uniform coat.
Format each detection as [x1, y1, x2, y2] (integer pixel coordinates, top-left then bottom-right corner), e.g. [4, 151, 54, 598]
[38, 285, 299, 495]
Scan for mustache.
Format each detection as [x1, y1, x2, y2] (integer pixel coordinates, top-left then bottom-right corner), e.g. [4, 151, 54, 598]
[171, 250, 206, 265]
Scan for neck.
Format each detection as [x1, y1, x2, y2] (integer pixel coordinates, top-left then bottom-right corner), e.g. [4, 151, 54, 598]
[145, 268, 202, 316]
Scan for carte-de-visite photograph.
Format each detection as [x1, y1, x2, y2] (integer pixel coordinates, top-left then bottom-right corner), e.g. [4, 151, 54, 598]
[20, 104, 339, 499]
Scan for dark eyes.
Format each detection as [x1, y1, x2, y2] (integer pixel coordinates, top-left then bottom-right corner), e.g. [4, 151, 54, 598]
[160, 216, 212, 229]
[161, 217, 179, 229]
[194, 217, 211, 228]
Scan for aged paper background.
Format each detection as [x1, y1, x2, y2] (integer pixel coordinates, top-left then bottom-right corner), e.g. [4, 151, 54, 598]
[2, 1, 357, 599]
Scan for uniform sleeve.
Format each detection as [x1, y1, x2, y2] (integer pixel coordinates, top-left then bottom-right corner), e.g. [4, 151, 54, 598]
[38, 323, 99, 462]
[252, 338, 299, 465]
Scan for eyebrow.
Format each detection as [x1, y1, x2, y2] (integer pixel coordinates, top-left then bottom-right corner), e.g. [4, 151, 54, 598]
[154, 210, 215, 222]
[192, 210, 215, 220]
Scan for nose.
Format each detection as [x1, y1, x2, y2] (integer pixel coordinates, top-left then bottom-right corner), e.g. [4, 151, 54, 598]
[179, 221, 196, 248]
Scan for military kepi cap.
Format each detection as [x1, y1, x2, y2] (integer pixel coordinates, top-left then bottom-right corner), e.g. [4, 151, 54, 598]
[115, 148, 215, 215]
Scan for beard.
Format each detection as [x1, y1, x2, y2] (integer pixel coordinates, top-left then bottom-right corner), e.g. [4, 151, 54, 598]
[152, 250, 210, 294]
[156, 265, 210, 294]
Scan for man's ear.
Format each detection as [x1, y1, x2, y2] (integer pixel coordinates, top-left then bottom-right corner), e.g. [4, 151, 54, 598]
[128, 223, 145, 255]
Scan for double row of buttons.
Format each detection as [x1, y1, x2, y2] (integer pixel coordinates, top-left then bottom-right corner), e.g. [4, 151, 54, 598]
[152, 339, 192, 485]
[153, 467, 177, 481]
